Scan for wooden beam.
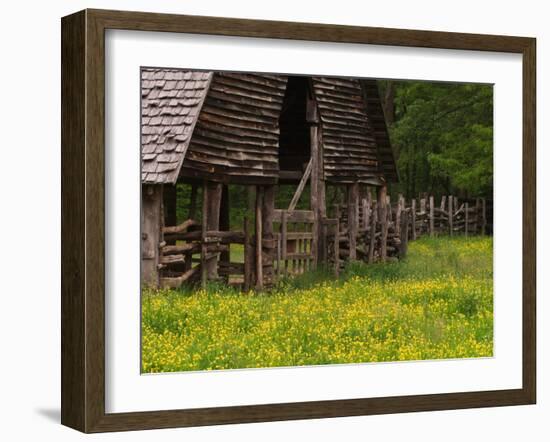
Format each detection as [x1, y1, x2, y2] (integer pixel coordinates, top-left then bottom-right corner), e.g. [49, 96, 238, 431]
[368, 202, 378, 264]
[220, 184, 230, 263]
[288, 158, 313, 211]
[310, 124, 319, 269]
[281, 210, 288, 276]
[141, 184, 163, 288]
[243, 216, 252, 291]
[160, 266, 200, 289]
[161, 243, 198, 255]
[205, 182, 223, 279]
[162, 219, 197, 234]
[201, 182, 208, 288]
[263, 185, 276, 279]
[347, 183, 359, 260]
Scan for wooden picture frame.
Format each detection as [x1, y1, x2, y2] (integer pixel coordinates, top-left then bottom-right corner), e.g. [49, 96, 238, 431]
[61, 8, 536, 433]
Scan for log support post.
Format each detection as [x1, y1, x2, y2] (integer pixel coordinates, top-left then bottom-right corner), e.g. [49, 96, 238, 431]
[368, 201, 377, 264]
[281, 211, 288, 277]
[201, 183, 208, 288]
[307, 114, 326, 269]
[141, 184, 164, 288]
[205, 181, 222, 281]
[262, 185, 276, 283]
[347, 183, 359, 261]
[244, 216, 252, 291]
[220, 184, 230, 264]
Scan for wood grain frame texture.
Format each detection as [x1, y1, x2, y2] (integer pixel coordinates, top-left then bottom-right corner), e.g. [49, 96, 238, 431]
[61, 8, 536, 433]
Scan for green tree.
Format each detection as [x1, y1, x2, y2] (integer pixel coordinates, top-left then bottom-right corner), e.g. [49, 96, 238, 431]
[383, 80, 493, 199]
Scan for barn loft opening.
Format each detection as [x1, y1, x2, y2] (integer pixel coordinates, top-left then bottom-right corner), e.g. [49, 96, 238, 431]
[278, 76, 311, 179]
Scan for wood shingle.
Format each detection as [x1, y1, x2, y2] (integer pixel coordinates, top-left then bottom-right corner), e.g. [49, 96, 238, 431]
[141, 68, 212, 184]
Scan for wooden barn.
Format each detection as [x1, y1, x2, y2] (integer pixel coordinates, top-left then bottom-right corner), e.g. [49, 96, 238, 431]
[141, 68, 401, 290]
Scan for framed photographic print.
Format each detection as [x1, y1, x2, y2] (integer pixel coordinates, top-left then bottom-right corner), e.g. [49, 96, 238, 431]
[61, 9, 536, 433]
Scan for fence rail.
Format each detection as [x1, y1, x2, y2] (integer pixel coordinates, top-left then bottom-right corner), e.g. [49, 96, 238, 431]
[157, 194, 490, 290]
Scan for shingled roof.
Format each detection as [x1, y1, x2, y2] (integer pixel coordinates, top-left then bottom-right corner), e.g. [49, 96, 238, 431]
[141, 69, 397, 186]
[141, 68, 212, 184]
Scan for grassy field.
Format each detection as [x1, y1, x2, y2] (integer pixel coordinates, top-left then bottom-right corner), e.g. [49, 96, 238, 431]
[142, 236, 493, 373]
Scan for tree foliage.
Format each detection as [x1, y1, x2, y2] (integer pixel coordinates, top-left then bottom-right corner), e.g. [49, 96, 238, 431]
[383, 80, 493, 199]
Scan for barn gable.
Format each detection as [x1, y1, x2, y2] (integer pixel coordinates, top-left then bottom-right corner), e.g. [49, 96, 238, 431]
[141, 68, 212, 184]
[361, 80, 399, 182]
[141, 69, 397, 186]
[311, 77, 396, 184]
[180, 73, 288, 184]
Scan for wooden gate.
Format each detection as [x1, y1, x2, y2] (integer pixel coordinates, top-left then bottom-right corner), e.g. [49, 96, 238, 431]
[274, 209, 316, 278]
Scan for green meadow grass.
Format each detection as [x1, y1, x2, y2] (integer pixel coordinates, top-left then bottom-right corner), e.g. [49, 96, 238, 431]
[142, 236, 493, 372]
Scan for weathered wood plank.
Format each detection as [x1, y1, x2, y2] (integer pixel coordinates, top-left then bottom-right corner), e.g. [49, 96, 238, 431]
[162, 219, 198, 234]
[288, 158, 313, 211]
[160, 266, 200, 289]
[347, 183, 359, 261]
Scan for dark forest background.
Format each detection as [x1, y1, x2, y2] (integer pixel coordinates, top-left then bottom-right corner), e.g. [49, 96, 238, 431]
[382, 80, 493, 200]
[174, 80, 493, 228]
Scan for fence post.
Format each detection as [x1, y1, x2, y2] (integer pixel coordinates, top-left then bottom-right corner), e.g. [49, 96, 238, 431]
[244, 216, 252, 291]
[334, 219, 340, 277]
[281, 211, 288, 276]
[429, 195, 434, 237]
[368, 202, 377, 264]
[255, 186, 263, 290]
[361, 198, 368, 231]
[465, 202, 469, 237]
[411, 199, 417, 240]
[448, 195, 453, 236]
[481, 198, 487, 235]
[474, 198, 480, 234]
[400, 210, 409, 257]
[347, 183, 359, 261]
[377, 185, 388, 262]
[201, 182, 208, 288]
[395, 194, 403, 237]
